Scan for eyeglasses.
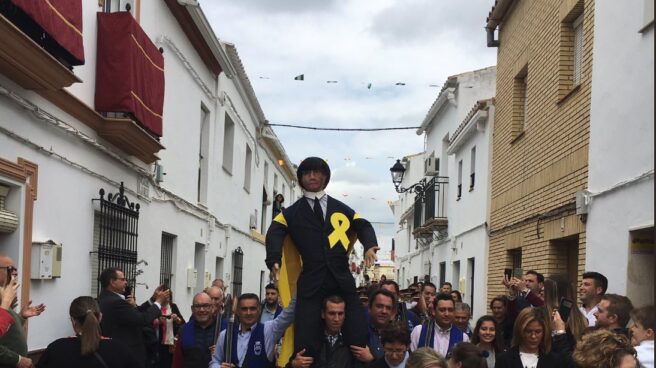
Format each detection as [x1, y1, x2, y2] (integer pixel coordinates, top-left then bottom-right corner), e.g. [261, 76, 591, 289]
[192, 304, 212, 310]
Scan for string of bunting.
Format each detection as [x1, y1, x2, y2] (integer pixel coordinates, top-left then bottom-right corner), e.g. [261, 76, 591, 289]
[257, 73, 443, 90]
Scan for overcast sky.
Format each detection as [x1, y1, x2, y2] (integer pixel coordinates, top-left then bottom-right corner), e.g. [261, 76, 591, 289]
[204, 0, 497, 259]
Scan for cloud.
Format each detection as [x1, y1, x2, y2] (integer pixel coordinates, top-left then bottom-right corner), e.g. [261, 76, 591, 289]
[203, 0, 497, 229]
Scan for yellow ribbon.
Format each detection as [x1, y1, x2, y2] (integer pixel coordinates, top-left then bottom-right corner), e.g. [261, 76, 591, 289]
[328, 212, 351, 251]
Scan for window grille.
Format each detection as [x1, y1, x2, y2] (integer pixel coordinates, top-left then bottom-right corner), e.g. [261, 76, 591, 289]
[92, 182, 140, 297]
[160, 233, 175, 288]
[232, 248, 244, 296]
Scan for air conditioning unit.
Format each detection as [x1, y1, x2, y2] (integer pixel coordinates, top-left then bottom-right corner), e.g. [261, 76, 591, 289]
[424, 156, 439, 176]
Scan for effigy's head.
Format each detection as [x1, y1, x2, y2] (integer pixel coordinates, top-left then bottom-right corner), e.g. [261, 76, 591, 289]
[297, 156, 331, 192]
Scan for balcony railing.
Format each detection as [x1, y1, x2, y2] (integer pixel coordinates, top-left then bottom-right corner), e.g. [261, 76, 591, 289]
[413, 176, 449, 241]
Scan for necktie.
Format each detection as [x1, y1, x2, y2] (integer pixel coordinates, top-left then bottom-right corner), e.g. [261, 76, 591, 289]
[313, 197, 324, 224]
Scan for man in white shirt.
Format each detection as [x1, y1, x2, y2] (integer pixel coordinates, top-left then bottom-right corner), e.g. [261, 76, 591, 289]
[410, 293, 469, 357]
[579, 271, 608, 327]
[211, 293, 295, 368]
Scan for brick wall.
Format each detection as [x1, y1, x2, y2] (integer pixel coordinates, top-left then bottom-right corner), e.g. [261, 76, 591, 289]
[487, 0, 594, 303]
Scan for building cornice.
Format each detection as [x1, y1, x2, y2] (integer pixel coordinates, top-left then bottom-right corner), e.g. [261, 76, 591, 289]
[447, 98, 494, 154]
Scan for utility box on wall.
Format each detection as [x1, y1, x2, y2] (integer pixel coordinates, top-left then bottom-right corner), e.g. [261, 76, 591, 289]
[31, 240, 62, 279]
[187, 268, 197, 288]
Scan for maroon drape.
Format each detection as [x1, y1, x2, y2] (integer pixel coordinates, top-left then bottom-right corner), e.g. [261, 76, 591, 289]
[11, 0, 84, 65]
[95, 12, 164, 138]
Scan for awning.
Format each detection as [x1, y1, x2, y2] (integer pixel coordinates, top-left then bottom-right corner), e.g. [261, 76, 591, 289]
[10, 0, 84, 65]
[95, 12, 164, 138]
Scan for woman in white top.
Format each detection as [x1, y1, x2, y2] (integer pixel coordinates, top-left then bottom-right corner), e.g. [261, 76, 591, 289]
[471, 316, 504, 368]
[494, 308, 561, 368]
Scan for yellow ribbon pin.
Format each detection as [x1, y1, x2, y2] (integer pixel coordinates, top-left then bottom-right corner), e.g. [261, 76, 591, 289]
[328, 212, 351, 251]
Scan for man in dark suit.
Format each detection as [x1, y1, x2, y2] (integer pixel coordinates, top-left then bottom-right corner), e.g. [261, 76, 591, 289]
[266, 156, 379, 362]
[97, 267, 168, 368]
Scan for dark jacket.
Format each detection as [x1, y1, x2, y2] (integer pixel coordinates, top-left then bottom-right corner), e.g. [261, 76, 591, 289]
[98, 290, 161, 367]
[36, 337, 139, 368]
[494, 347, 560, 368]
[266, 195, 377, 296]
[287, 333, 362, 368]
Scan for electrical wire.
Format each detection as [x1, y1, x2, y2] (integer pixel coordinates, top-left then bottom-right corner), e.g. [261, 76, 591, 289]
[265, 123, 420, 132]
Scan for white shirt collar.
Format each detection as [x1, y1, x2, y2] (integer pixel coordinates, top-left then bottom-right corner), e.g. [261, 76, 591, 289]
[304, 190, 326, 200]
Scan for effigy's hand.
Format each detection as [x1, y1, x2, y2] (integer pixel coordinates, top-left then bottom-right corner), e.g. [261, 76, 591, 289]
[270, 263, 280, 285]
[364, 247, 379, 268]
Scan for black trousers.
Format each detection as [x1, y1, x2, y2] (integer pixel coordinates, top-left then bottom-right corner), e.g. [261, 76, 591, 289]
[294, 272, 367, 362]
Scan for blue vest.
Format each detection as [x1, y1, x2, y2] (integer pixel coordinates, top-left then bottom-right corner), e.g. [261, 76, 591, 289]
[180, 319, 216, 368]
[417, 321, 464, 355]
[224, 322, 274, 368]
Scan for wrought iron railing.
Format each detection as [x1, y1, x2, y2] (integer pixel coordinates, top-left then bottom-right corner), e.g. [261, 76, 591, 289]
[160, 233, 175, 288]
[93, 182, 140, 297]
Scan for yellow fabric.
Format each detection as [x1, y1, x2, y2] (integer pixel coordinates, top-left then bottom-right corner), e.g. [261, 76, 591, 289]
[353, 213, 362, 220]
[277, 236, 301, 367]
[274, 212, 288, 227]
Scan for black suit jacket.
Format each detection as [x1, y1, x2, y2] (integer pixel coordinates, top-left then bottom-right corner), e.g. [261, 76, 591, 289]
[494, 347, 561, 368]
[98, 290, 161, 366]
[266, 195, 378, 296]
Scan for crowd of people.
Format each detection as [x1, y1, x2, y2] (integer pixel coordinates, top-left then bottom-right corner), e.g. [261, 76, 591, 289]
[0, 157, 653, 368]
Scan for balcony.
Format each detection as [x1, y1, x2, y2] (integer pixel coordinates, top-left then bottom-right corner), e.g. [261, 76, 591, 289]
[412, 176, 449, 244]
[0, 7, 163, 164]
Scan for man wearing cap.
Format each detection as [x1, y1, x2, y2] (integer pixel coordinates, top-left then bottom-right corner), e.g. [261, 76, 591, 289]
[266, 156, 379, 365]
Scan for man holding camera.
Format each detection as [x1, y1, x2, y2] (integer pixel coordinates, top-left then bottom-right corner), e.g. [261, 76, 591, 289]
[98, 267, 169, 368]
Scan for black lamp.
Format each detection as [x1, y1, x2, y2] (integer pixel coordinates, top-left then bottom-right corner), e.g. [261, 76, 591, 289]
[390, 159, 427, 194]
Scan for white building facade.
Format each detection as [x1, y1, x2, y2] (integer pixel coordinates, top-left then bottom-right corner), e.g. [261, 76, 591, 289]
[585, 1, 654, 306]
[0, 0, 299, 352]
[392, 66, 496, 319]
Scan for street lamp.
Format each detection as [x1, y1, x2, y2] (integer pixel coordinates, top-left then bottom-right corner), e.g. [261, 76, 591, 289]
[389, 159, 428, 194]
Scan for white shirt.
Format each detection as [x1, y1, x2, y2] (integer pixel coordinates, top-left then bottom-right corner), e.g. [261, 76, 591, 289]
[304, 191, 327, 219]
[519, 352, 539, 368]
[410, 322, 470, 357]
[580, 304, 598, 327]
[636, 340, 654, 368]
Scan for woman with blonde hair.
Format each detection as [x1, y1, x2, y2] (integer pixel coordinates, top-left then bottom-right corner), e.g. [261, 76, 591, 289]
[37, 296, 138, 368]
[573, 328, 637, 368]
[494, 307, 560, 368]
[406, 347, 447, 368]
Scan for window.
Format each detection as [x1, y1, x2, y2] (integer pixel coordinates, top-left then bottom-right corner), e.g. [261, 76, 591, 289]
[470, 146, 476, 190]
[194, 243, 205, 293]
[509, 249, 522, 277]
[572, 15, 583, 86]
[273, 173, 279, 195]
[244, 145, 252, 192]
[558, 0, 584, 100]
[198, 105, 210, 204]
[232, 248, 244, 296]
[439, 262, 446, 286]
[457, 160, 463, 199]
[512, 67, 528, 138]
[222, 113, 235, 173]
[264, 162, 269, 187]
[160, 233, 175, 288]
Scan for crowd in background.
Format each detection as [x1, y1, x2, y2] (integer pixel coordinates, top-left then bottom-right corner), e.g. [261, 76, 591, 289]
[0, 253, 653, 368]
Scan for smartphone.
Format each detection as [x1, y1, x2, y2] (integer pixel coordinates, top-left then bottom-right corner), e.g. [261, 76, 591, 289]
[558, 298, 574, 322]
[504, 268, 513, 280]
[513, 267, 523, 279]
[123, 285, 132, 298]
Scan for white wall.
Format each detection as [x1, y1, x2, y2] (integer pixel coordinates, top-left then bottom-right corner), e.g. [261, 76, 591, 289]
[586, 0, 654, 297]
[0, 1, 299, 350]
